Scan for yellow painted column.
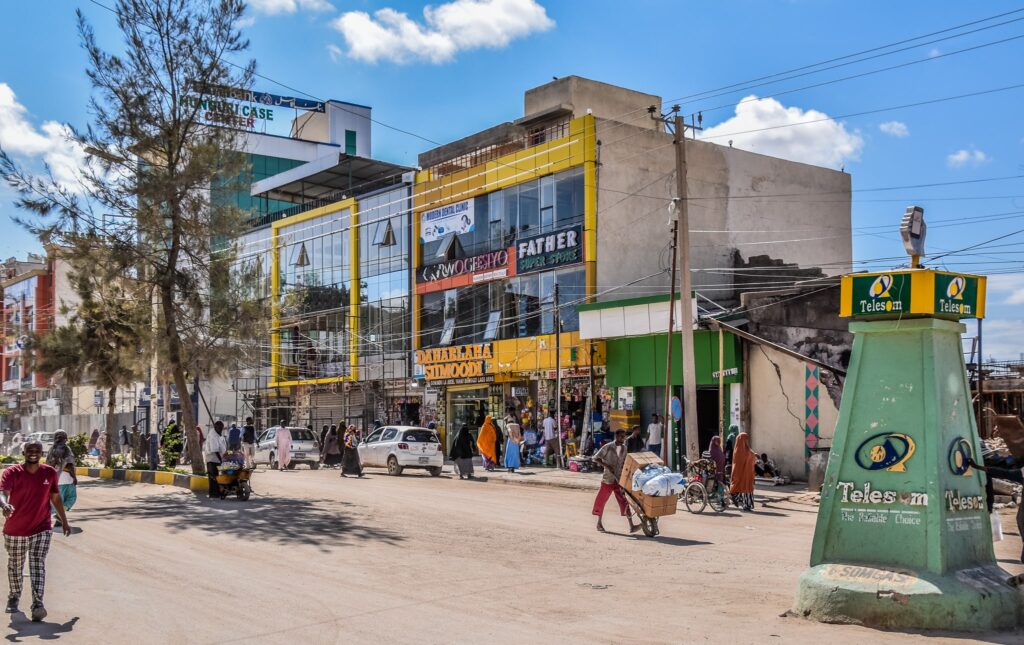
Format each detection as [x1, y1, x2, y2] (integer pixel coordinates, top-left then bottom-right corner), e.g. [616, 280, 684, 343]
[349, 204, 360, 381]
[270, 228, 281, 383]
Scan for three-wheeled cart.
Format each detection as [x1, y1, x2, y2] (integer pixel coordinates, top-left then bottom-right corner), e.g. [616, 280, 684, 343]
[618, 451, 678, 537]
[216, 463, 253, 500]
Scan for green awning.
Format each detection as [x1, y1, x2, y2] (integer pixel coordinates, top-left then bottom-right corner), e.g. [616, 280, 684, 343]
[606, 331, 742, 387]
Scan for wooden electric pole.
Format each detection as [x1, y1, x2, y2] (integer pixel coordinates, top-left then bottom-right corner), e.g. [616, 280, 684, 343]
[673, 113, 701, 465]
[662, 220, 678, 465]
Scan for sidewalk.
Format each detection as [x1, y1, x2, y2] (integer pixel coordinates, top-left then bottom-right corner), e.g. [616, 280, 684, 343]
[460, 463, 809, 503]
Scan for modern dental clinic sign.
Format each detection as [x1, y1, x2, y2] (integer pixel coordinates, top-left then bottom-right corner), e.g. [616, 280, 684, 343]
[183, 84, 325, 135]
[421, 199, 474, 243]
[515, 225, 583, 274]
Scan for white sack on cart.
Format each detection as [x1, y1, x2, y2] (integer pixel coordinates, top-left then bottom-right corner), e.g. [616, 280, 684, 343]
[632, 464, 671, 491]
[641, 472, 686, 497]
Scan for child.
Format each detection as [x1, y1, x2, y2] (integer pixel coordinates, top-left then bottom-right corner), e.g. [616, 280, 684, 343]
[52, 462, 77, 525]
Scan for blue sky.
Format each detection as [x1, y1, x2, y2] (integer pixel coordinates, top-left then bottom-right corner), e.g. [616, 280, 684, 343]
[1, 0, 1022, 357]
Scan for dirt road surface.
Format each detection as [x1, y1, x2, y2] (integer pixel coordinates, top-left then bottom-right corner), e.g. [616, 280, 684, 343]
[4, 467, 1024, 644]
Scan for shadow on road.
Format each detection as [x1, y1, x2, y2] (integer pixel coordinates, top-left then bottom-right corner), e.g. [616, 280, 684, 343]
[72, 492, 404, 552]
[6, 615, 78, 642]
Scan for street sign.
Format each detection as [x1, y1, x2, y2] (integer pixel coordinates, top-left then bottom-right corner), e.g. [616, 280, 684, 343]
[671, 396, 682, 422]
[839, 269, 985, 320]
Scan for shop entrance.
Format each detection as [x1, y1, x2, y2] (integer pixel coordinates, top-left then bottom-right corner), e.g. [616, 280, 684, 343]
[446, 386, 490, 454]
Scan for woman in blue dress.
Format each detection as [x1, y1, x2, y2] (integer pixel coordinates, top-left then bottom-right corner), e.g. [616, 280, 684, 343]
[503, 409, 523, 473]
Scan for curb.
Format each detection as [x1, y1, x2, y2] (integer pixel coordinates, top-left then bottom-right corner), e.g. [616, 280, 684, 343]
[75, 466, 209, 492]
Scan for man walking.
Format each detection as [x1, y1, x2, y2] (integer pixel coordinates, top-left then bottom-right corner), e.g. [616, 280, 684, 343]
[204, 421, 227, 499]
[118, 425, 131, 462]
[1, 442, 71, 621]
[227, 423, 242, 453]
[542, 411, 559, 467]
[592, 429, 639, 533]
[646, 413, 663, 459]
[241, 417, 257, 469]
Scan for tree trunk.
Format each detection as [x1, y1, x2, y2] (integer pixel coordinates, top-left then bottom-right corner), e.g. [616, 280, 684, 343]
[160, 280, 204, 474]
[105, 384, 117, 468]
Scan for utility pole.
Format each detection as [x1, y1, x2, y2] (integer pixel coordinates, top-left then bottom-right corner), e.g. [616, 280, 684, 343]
[554, 283, 564, 468]
[977, 319, 985, 437]
[673, 112, 701, 465]
[662, 220, 678, 465]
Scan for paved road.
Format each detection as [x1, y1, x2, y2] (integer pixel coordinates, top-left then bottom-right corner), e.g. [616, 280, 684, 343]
[5, 466, 1024, 644]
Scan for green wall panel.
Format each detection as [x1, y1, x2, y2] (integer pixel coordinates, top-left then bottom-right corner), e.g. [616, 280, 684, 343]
[606, 331, 742, 387]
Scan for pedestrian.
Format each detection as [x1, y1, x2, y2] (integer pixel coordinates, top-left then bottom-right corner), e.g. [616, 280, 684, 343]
[477, 416, 499, 472]
[755, 452, 779, 478]
[1, 441, 72, 621]
[503, 409, 522, 473]
[626, 425, 645, 453]
[118, 425, 130, 462]
[724, 426, 738, 469]
[708, 436, 726, 483]
[450, 424, 475, 480]
[204, 421, 227, 498]
[542, 411, 559, 467]
[320, 424, 329, 450]
[591, 429, 639, 534]
[227, 423, 242, 452]
[274, 426, 292, 471]
[969, 458, 1024, 562]
[321, 426, 342, 468]
[45, 432, 77, 525]
[87, 428, 99, 456]
[147, 427, 159, 470]
[646, 413, 663, 458]
[130, 425, 141, 465]
[340, 425, 363, 477]
[241, 417, 257, 469]
[729, 432, 756, 511]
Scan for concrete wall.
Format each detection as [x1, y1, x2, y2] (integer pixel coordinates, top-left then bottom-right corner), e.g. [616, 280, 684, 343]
[593, 119, 852, 307]
[17, 412, 136, 437]
[748, 344, 840, 481]
[524, 76, 662, 132]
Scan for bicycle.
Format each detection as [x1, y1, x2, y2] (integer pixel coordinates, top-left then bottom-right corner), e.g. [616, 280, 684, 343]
[680, 458, 728, 514]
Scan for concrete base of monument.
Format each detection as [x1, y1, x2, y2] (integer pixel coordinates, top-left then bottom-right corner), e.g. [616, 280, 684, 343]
[793, 562, 1023, 631]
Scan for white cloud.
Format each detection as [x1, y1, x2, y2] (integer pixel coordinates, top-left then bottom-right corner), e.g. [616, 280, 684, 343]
[975, 319, 1024, 361]
[0, 82, 86, 191]
[986, 274, 1024, 306]
[327, 44, 343, 62]
[879, 120, 909, 138]
[332, 0, 555, 64]
[249, 0, 333, 15]
[947, 148, 988, 168]
[698, 95, 863, 168]
[236, 15, 256, 28]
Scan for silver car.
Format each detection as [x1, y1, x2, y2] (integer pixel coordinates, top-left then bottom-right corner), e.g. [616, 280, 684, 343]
[358, 426, 443, 476]
[255, 426, 321, 470]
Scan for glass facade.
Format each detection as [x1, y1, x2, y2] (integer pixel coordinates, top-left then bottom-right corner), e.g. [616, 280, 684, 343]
[420, 166, 584, 260]
[276, 209, 352, 381]
[358, 187, 411, 358]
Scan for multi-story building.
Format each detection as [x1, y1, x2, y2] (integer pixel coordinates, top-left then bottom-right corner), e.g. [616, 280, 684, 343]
[411, 76, 853, 468]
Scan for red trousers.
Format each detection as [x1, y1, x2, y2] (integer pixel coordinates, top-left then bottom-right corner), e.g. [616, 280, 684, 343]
[593, 482, 632, 517]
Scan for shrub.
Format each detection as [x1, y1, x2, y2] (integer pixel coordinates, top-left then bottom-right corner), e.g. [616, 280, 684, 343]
[67, 434, 88, 467]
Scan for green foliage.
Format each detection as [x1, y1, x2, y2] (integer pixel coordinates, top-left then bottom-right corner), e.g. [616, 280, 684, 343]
[161, 425, 183, 467]
[67, 433, 88, 467]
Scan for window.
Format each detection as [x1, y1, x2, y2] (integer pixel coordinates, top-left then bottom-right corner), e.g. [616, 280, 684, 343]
[518, 180, 539, 235]
[555, 267, 586, 333]
[345, 130, 357, 155]
[483, 310, 501, 341]
[402, 430, 439, 443]
[373, 220, 397, 247]
[539, 272, 555, 334]
[440, 318, 455, 346]
[540, 175, 555, 232]
[381, 428, 398, 442]
[266, 429, 276, 440]
[555, 167, 584, 228]
[364, 428, 384, 443]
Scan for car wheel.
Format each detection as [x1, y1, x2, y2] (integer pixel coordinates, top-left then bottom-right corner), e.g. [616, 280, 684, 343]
[269, 453, 277, 470]
[310, 462, 320, 470]
[387, 456, 403, 476]
[427, 466, 442, 477]
[286, 462, 296, 470]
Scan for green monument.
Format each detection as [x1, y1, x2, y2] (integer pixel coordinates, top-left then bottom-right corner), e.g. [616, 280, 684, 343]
[794, 208, 1021, 630]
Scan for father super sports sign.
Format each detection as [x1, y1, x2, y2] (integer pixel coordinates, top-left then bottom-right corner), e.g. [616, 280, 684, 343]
[516, 225, 583, 274]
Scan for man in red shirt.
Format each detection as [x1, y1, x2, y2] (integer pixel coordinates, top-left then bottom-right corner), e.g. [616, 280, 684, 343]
[1, 442, 71, 622]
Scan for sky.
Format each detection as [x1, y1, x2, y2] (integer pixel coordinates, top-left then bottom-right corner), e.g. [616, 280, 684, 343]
[0, 0, 1022, 358]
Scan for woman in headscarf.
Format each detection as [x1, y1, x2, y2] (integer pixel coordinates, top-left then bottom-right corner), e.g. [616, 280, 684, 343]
[708, 436, 726, 482]
[477, 416, 499, 472]
[274, 426, 292, 471]
[88, 428, 100, 455]
[450, 424, 475, 480]
[321, 426, 342, 468]
[729, 432, 757, 511]
[341, 425, 363, 477]
[46, 431, 77, 523]
[503, 409, 522, 473]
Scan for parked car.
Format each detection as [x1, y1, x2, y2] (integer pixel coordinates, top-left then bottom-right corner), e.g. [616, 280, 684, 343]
[255, 426, 320, 470]
[27, 432, 56, 454]
[358, 426, 443, 476]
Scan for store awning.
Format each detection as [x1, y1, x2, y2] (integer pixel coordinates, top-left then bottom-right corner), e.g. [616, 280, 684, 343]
[605, 331, 742, 388]
[251, 153, 413, 203]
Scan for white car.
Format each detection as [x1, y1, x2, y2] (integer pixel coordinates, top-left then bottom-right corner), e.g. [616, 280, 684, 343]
[255, 426, 321, 470]
[27, 432, 56, 454]
[358, 426, 443, 476]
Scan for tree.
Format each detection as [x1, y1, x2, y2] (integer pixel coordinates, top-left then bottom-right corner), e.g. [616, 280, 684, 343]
[32, 248, 147, 468]
[1, 0, 260, 473]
